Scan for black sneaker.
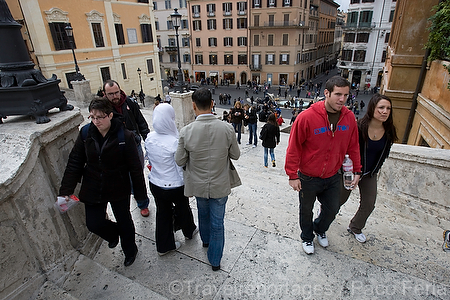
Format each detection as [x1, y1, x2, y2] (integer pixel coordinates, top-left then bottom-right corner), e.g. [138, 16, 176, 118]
[108, 237, 119, 249]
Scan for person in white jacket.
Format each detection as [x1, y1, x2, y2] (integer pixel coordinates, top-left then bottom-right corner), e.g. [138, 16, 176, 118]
[145, 103, 197, 256]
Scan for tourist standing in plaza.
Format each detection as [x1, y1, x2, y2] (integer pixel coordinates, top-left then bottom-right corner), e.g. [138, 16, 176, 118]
[145, 103, 197, 255]
[285, 76, 361, 255]
[175, 88, 241, 271]
[103, 79, 151, 218]
[260, 114, 280, 168]
[244, 104, 258, 147]
[230, 101, 245, 144]
[59, 99, 146, 266]
[340, 94, 398, 243]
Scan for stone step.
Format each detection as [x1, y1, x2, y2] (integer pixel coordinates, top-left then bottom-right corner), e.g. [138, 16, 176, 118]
[34, 281, 79, 300]
[61, 255, 167, 300]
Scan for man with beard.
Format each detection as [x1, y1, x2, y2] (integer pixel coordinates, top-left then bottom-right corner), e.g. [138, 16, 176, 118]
[103, 80, 151, 217]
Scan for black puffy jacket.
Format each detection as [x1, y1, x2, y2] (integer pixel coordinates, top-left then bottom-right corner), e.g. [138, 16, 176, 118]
[260, 123, 280, 149]
[59, 118, 147, 204]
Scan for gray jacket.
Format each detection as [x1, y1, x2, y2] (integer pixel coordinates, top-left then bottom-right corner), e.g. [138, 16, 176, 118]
[175, 114, 240, 198]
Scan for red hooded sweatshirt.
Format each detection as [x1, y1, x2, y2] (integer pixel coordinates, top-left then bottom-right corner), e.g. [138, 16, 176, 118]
[285, 101, 361, 179]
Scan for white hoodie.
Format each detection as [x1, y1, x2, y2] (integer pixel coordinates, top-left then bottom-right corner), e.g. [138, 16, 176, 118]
[145, 103, 184, 188]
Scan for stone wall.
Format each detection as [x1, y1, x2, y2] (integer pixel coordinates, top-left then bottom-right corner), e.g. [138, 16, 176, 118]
[378, 143, 450, 229]
[0, 109, 101, 300]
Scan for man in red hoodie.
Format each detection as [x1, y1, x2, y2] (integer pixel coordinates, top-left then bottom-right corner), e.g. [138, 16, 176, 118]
[285, 76, 361, 255]
[103, 80, 151, 217]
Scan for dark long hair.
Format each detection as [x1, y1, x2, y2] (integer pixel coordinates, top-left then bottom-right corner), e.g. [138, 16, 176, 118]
[358, 94, 398, 143]
[267, 113, 278, 127]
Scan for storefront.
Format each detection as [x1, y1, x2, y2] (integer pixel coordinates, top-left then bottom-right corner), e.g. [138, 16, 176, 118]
[279, 74, 288, 85]
[195, 71, 206, 83]
[223, 72, 235, 84]
[251, 73, 260, 84]
[209, 71, 218, 84]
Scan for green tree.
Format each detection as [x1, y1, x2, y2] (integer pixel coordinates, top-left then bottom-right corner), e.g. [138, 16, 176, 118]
[426, 0, 450, 89]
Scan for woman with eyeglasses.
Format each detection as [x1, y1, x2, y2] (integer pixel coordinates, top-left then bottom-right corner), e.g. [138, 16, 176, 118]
[59, 98, 147, 267]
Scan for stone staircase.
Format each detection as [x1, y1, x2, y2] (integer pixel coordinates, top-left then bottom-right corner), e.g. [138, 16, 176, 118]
[23, 115, 450, 299]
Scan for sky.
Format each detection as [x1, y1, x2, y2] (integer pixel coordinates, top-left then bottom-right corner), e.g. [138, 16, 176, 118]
[334, 0, 349, 12]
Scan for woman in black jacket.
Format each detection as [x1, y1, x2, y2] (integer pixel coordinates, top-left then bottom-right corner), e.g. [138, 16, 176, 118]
[340, 94, 398, 243]
[260, 114, 280, 168]
[230, 101, 244, 144]
[59, 99, 147, 267]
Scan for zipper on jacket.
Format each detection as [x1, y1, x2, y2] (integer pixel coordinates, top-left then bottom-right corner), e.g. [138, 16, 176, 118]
[328, 113, 343, 138]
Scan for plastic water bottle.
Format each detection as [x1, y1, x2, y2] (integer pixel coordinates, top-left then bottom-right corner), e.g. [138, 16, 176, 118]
[343, 154, 354, 190]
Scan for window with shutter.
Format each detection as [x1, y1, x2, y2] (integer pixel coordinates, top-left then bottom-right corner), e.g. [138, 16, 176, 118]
[115, 24, 125, 45]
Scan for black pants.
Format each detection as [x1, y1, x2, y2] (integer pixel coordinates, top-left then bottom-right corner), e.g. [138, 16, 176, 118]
[84, 197, 137, 257]
[149, 182, 196, 253]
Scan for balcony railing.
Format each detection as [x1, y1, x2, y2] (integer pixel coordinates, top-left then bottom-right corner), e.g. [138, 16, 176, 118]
[261, 21, 307, 28]
[238, 10, 247, 15]
[223, 11, 232, 16]
[193, 13, 200, 18]
[207, 12, 215, 17]
[165, 46, 177, 53]
[342, 22, 376, 30]
[250, 64, 262, 71]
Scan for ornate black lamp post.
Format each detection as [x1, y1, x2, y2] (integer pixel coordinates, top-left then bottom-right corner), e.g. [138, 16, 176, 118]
[170, 8, 186, 92]
[64, 25, 85, 81]
[0, 0, 73, 123]
[137, 67, 143, 95]
[137, 67, 145, 107]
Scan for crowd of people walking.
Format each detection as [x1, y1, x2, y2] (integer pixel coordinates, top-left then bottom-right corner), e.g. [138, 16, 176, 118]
[58, 74, 404, 274]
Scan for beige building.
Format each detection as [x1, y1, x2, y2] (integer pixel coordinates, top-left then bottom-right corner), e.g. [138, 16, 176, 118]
[186, 0, 339, 87]
[249, 0, 339, 86]
[188, 0, 250, 85]
[317, 0, 339, 73]
[249, 0, 319, 86]
[6, 0, 162, 97]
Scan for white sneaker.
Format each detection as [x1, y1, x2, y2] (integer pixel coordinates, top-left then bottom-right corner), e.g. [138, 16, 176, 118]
[316, 232, 329, 248]
[158, 241, 181, 256]
[246, 142, 251, 145]
[302, 241, 314, 254]
[347, 227, 366, 243]
[252, 145, 257, 148]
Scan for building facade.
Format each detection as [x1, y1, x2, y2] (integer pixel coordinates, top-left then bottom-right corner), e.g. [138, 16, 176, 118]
[152, 0, 192, 83]
[249, 0, 327, 86]
[186, 0, 338, 87]
[6, 0, 162, 97]
[338, 0, 396, 90]
[333, 9, 345, 70]
[316, 0, 339, 74]
[381, 0, 450, 146]
[188, 0, 251, 86]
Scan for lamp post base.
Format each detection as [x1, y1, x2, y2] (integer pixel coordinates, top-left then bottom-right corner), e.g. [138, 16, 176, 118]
[174, 81, 187, 93]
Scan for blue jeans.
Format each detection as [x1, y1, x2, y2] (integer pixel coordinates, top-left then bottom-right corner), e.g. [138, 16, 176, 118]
[232, 122, 242, 143]
[298, 172, 340, 242]
[248, 123, 257, 145]
[264, 147, 275, 167]
[196, 196, 228, 267]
